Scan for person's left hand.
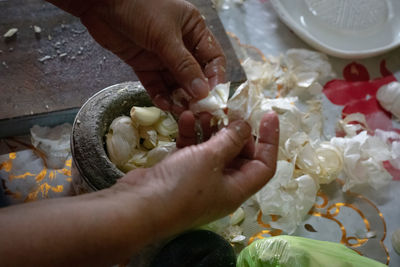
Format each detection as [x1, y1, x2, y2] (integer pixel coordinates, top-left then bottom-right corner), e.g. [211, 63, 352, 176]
[118, 112, 279, 237]
[53, 0, 226, 113]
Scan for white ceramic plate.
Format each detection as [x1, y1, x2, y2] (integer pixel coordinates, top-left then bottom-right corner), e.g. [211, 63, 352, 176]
[270, 0, 400, 58]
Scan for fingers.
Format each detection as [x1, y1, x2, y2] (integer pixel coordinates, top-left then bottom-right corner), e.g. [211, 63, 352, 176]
[134, 71, 172, 110]
[225, 112, 279, 199]
[157, 41, 210, 101]
[203, 120, 252, 166]
[181, 8, 226, 88]
[198, 112, 216, 140]
[190, 29, 226, 88]
[176, 111, 197, 148]
[254, 111, 280, 174]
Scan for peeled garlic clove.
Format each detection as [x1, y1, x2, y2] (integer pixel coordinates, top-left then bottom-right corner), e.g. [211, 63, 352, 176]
[106, 116, 139, 168]
[130, 106, 161, 126]
[155, 113, 178, 137]
[230, 207, 245, 225]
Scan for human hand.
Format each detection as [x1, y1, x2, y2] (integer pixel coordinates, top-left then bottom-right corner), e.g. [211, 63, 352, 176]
[74, 0, 226, 112]
[119, 112, 279, 237]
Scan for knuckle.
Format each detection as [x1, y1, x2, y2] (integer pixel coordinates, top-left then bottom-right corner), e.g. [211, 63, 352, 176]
[199, 142, 221, 164]
[174, 55, 197, 74]
[223, 129, 243, 149]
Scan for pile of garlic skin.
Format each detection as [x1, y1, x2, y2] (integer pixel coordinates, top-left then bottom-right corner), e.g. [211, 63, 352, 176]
[105, 49, 400, 237]
[196, 49, 400, 236]
[106, 106, 178, 173]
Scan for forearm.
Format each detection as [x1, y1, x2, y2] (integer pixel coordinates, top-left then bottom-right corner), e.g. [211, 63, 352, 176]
[0, 181, 164, 267]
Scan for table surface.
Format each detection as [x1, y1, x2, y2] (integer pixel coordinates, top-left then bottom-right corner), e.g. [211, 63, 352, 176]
[1, 0, 400, 266]
[218, 1, 400, 265]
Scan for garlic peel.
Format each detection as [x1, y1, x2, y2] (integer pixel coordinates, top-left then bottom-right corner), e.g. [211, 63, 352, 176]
[377, 81, 400, 119]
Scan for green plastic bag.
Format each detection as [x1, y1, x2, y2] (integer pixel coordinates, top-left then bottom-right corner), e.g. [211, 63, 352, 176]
[237, 235, 386, 267]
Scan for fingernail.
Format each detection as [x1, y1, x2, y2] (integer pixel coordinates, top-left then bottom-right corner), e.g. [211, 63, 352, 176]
[190, 78, 209, 99]
[229, 120, 251, 140]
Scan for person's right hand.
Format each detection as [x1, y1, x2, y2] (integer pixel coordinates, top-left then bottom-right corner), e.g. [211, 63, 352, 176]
[119, 112, 279, 238]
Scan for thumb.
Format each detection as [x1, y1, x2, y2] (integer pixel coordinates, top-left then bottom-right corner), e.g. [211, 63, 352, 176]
[157, 40, 210, 100]
[200, 120, 252, 166]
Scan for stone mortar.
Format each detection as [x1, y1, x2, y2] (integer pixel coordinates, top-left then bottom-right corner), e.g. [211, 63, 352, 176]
[71, 81, 153, 191]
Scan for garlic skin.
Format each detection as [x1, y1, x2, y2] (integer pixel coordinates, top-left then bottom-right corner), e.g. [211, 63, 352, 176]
[392, 228, 400, 255]
[255, 161, 319, 234]
[241, 49, 335, 99]
[230, 207, 245, 226]
[30, 123, 72, 169]
[189, 82, 230, 126]
[377, 81, 400, 119]
[106, 116, 139, 169]
[330, 131, 392, 191]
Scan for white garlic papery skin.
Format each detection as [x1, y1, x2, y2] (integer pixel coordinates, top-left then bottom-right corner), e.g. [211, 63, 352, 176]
[330, 131, 392, 191]
[255, 161, 319, 234]
[377, 81, 400, 119]
[190, 82, 230, 126]
[106, 116, 139, 169]
[392, 228, 400, 255]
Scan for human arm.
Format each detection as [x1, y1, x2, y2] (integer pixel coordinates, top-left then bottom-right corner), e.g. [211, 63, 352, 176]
[46, 0, 226, 113]
[0, 112, 279, 266]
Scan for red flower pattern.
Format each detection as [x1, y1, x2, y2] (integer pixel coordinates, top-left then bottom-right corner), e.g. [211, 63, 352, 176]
[323, 60, 400, 180]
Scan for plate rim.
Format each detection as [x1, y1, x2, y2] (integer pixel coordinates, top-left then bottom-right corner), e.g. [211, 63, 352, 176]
[270, 0, 400, 59]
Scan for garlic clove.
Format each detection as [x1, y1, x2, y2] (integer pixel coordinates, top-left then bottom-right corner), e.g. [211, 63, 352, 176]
[155, 112, 178, 137]
[130, 106, 161, 126]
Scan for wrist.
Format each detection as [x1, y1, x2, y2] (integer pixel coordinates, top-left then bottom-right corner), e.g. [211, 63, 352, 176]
[108, 174, 171, 248]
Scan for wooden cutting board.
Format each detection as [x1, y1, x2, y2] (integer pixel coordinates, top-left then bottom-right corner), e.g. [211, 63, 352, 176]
[0, 0, 246, 137]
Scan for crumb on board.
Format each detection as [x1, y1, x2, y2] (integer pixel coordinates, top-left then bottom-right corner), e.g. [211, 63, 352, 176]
[3, 28, 18, 42]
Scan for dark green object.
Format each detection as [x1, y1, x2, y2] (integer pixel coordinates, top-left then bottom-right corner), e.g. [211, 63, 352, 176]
[237, 235, 386, 267]
[150, 230, 236, 267]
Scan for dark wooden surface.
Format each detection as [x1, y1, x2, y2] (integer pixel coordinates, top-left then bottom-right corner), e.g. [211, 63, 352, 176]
[0, 0, 245, 124]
